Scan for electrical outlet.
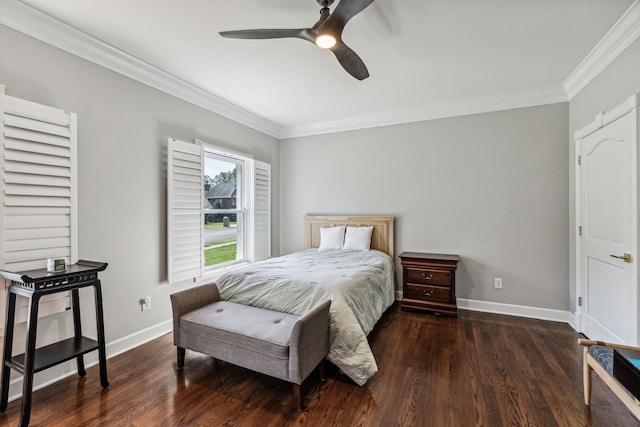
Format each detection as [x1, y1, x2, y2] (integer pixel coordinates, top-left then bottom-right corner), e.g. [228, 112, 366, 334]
[140, 296, 151, 311]
[494, 278, 503, 289]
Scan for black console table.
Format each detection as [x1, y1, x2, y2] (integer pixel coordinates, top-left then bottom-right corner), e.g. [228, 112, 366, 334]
[0, 260, 109, 427]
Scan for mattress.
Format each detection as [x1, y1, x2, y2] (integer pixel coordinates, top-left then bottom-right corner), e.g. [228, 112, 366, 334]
[215, 248, 396, 385]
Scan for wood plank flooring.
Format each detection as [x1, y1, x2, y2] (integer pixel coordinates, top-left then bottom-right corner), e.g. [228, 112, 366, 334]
[0, 303, 638, 426]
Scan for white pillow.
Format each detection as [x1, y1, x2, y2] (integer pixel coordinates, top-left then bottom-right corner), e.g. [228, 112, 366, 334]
[318, 225, 346, 250]
[342, 226, 374, 251]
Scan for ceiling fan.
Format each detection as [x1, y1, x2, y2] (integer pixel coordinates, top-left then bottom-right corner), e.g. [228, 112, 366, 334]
[219, 0, 375, 80]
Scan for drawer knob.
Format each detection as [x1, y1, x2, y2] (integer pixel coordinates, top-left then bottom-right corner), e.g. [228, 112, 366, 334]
[422, 290, 434, 296]
[422, 273, 434, 280]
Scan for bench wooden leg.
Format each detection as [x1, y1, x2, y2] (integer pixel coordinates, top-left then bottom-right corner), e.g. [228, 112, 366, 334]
[177, 347, 185, 369]
[293, 383, 304, 411]
[583, 347, 591, 405]
[318, 359, 326, 381]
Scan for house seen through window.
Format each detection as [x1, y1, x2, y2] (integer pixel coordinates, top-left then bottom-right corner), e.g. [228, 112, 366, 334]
[204, 153, 244, 268]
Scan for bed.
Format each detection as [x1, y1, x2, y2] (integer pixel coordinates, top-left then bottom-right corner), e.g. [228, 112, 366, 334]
[215, 215, 396, 386]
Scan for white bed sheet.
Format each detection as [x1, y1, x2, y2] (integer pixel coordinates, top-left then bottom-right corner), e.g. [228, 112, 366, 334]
[215, 248, 396, 386]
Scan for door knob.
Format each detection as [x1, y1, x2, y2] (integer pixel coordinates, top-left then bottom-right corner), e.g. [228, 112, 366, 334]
[610, 253, 632, 263]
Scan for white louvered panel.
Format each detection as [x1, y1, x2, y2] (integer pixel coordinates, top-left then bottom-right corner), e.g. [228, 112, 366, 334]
[1, 91, 77, 279]
[5, 148, 71, 168]
[5, 137, 71, 157]
[4, 161, 70, 177]
[171, 223, 201, 235]
[5, 183, 71, 198]
[3, 259, 46, 273]
[5, 227, 70, 240]
[171, 184, 201, 200]
[4, 247, 70, 264]
[4, 195, 71, 207]
[171, 199, 201, 210]
[5, 206, 70, 215]
[172, 243, 201, 259]
[253, 161, 271, 262]
[5, 213, 70, 229]
[5, 171, 70, 187]
[5, 237, 71, 252]
[4, 113, 71, 138]
[172, 161, 201, 174]
[5, 96, 70, 126]
[255, 193, 269, 210]
[168, 138, 203, 283]
[169, 227, 200, 241]
[4, 128, 71, 149]
[173, 173, 201, 184]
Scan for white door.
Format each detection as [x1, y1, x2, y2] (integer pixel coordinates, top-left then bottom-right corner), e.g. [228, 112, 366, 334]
[578, 111, 637, 345]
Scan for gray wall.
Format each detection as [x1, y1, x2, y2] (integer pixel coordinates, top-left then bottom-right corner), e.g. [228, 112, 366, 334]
[280, 104, 569, 310]
[0, 24, 279, 348]
[568, 37, 640, 312]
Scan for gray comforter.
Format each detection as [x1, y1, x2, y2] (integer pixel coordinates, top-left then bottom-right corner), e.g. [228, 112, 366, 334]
[215, 248, 395, 386]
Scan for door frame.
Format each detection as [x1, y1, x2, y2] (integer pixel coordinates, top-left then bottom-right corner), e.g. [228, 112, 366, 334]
[575, 93, 639, 344]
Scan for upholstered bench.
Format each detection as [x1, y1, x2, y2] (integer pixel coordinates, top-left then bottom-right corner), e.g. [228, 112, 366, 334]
[170, 283, 330, 410]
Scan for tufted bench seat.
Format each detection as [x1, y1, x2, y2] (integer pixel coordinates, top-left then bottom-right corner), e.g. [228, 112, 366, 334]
[170, 283, 330, 410]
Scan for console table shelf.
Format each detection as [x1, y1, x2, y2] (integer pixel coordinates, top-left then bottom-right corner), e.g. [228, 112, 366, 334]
[7, 336, 100, 375]
[0, 260, 109, 427]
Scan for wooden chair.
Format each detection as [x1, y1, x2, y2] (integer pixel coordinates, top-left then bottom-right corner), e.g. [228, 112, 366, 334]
[579, 338, 640, 420]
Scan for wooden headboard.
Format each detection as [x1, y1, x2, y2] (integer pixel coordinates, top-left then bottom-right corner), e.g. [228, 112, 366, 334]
[304, 215, 395, 258]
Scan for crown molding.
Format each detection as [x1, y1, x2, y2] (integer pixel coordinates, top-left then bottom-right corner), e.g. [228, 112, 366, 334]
[563, 0, 640, 100]
[0, 0, 280, 138]
[279, 86, 568, 139]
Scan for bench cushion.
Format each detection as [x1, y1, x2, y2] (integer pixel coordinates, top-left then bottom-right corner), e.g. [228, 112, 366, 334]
[590, 345, 614, 375]
[180, 301, 299, 359]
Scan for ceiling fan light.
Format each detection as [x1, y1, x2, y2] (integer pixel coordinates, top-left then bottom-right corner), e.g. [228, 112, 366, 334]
[315, 34, 336, 49]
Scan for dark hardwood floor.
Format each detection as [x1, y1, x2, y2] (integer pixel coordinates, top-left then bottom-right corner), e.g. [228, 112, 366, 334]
[1, 303, 638, 426]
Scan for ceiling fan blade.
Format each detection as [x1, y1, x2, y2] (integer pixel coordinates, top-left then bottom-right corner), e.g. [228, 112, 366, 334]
[220, 28, 315, 43]
[330, 41, 369, 80]
[324, 0, 376, 32]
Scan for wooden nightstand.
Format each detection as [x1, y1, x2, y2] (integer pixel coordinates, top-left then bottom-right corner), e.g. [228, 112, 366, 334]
[400, 252, 460, 317]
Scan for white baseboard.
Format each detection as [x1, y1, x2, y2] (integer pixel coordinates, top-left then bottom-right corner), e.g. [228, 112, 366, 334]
[105, 319, 173, 360]
[457, 298, 573, 324]
[396, 294, 574, 325]
[568, 311, 581, 332]
[6, 319, 173, 403]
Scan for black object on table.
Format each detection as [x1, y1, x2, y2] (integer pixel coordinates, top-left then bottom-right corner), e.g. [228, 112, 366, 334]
[614, 348, 640, 400]
[0, 260, 109, 427]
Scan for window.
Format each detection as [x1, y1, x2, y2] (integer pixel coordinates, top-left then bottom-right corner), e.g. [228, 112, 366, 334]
[167, 138, 270, 284]
[203, 150, 243, 268]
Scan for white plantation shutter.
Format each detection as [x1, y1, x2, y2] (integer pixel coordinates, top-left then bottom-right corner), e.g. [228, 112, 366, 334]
[0, 86, 77, 332]
[253, 161, 271, 262]
[167, 138, 203, 284]
[1, 93, 77, 271]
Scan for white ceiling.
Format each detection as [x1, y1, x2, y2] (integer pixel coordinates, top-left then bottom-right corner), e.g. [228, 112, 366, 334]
[10, 0, 639, 137]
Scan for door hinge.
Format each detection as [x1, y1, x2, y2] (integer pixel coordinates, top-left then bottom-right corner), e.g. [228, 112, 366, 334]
[578, 155, 581, 166]
[578, 296, 582, 307]
[578, 226, 582, 236]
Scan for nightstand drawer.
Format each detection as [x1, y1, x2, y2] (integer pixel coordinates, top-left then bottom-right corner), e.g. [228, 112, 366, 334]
[405, 284, 451, 303]
[405, 268, 451, 286]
